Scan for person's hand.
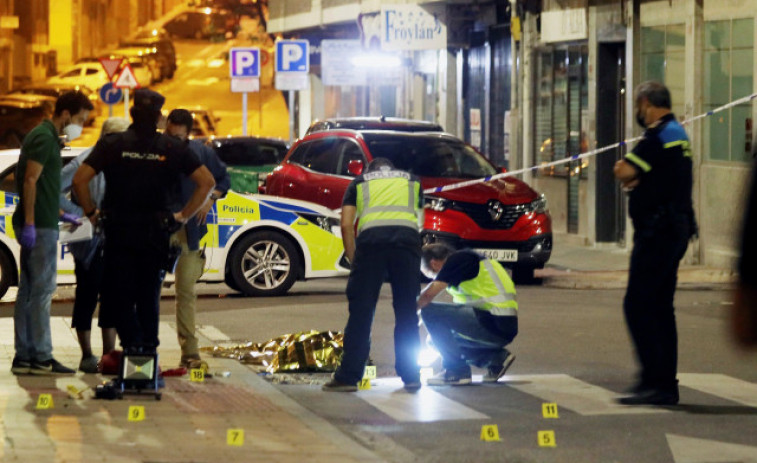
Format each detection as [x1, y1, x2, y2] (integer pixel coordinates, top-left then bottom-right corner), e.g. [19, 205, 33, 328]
[60, 212, 82, 226]
[195, 200, 214, 225]
[19, 224, 35, 248]
[173, 212, 187, 224]
[622, 178, 640, 191]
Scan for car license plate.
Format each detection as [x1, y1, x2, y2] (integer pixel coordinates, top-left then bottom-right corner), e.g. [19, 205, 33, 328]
[474, 248, 518, 262]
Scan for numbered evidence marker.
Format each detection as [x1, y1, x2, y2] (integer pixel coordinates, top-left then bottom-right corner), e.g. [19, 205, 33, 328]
[480, 424, 501, 442]
[542, 402, 559, 419]
[358, 378, 372, 390]
[128, 405, 145, 422]
[363, 365, 377, 380]
[190, 368, 205, 382]
[227, 429, 244, 446]
[36, 393, 54, 409]
[538, 430, 556, 447]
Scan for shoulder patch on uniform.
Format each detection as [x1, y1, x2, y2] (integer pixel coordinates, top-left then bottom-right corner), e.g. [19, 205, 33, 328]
[657, 120, 688, 146]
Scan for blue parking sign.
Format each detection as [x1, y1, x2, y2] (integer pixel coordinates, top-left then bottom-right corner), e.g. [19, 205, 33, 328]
[275, 40, 309, 73]
[230, 47, 260, 78]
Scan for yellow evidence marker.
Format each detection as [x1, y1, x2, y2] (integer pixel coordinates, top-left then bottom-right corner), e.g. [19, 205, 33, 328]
[358, 378, 372, 390]
[363, 365, 377, 380]
[128, 405, 145, 422]
[227, 429, 244, 446]
[190, 368, 205, 382]
[480, 425, 501, 441]
[542, 403, 559, 418]
[538, 430, 556, 447]
[36, 394, 53, 409]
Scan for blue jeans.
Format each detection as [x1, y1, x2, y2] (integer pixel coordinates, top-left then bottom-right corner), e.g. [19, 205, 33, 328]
[334, 243, 421, 385]
[421, 302, 517, 374]
[14, 227, 58, 362]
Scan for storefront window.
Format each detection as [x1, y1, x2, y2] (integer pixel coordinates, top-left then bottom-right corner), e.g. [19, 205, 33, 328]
[704, 18, 754, 163]
[640, 24, 685, 118]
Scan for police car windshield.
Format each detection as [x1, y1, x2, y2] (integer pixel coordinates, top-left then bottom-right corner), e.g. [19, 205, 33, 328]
[362, 134, 497, 178]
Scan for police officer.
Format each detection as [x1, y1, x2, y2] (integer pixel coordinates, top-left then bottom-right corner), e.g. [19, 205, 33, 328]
[614, 81, 696, 405]
[417, 244, 517, 385]
[323, 158, 424, 392]
[72, 89, 215, 354]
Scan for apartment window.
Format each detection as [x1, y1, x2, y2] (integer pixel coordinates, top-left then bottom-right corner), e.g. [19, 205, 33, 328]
[704, 18, 754, 162]
[640, 24, 685, 118]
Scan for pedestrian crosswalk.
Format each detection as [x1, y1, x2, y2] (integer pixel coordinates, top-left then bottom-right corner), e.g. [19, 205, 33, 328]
[3, 318, 756, 426]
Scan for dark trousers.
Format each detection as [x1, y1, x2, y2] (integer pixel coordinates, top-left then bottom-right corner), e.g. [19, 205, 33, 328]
[624, 217, 690, 391]
[335, 243, 421, 385]
[72, 246, 114, 330]
[421, 302, 517, 373]
[102, 239, 163, 349]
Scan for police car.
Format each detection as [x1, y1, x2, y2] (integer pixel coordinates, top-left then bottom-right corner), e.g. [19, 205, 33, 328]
[0, 148, 349, 298]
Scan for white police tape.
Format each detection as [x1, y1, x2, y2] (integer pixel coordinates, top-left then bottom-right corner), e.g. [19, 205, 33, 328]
[424, 92, 757, 195]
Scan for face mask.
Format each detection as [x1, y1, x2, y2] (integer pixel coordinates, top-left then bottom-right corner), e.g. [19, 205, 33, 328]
[63, 123, 83, 141]
[635, 110, 646, 129]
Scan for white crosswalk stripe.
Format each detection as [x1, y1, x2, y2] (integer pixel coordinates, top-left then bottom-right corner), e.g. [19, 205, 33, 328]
[679, 373, 757, 408]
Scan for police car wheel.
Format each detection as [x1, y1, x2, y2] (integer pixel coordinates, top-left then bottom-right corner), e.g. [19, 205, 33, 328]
[0, 249, 12, 299]
[229, 231, 301, 296]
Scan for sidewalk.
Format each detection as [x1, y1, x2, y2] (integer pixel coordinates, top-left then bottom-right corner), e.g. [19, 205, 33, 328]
[538, 233, 737, 289]
[0, 318, 386, 463]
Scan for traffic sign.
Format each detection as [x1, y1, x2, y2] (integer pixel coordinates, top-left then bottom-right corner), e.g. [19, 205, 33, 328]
[275, 40, 309, 73]
[99, 57, 124, 80]
[99, 82, 123, 105]
[229, 47, 260, 78]
[114, 63, 140, 89]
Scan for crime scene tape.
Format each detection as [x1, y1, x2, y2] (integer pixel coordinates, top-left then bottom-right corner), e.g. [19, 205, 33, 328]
[424, 92, 757, 195]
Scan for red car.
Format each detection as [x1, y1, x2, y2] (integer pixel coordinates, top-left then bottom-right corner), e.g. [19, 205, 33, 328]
[264, 130, 552, 281]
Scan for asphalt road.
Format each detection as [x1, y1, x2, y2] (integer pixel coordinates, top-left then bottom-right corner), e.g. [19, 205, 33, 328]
[47, 280, 757, 463]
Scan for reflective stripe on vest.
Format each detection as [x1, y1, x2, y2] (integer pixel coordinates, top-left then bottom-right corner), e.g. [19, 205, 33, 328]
[356, 171, 421, 233]
[446, 259, 518, 316]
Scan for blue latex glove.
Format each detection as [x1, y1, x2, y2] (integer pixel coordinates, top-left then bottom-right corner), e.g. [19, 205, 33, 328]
[19, 224, 35, 248]
[60, 212, 82, 225]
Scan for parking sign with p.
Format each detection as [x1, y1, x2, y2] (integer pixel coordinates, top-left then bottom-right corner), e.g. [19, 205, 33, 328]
[230, 47, 260, 78]
[275, 40, 309, 73]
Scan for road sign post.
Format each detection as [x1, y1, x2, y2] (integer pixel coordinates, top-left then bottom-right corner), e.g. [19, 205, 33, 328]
[230, 47, 261, 137]
[114, 63, 140, 118]
[99, 82, 123, 118]
[275, 40, 309, 142]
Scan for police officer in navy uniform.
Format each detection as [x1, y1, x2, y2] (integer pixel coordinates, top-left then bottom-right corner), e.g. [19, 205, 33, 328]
[73, 89, 215, 354]
[614, 81, 696, 405]
[323, 158, 424, 392]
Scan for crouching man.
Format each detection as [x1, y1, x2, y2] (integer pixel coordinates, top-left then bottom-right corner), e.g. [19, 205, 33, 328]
[417, 244, 517, 385]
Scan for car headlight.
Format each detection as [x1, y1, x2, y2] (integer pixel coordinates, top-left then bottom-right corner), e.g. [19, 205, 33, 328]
[299, 213, 340, 234]
[424, 196, 450, 212]
[527, 194, 548, 214]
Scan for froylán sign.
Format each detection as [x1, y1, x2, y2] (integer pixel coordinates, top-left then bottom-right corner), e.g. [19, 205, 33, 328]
[380, 4, 446, 51]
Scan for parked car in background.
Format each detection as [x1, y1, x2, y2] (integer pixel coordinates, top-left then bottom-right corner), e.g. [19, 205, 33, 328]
[306, 117, 444, 135]
[265, 130, 552, 281]
[206, 136, 288, 194]
[9, 83, 100, 126]
[0, 94, 55, 148]
[190, 107, 220, 138]
[0, 148, 348, 297]
[119, 34, 177, 80]
[162, 7, 238, 39]
[47, 63, 109, 92]
[108, 47, 164, 83]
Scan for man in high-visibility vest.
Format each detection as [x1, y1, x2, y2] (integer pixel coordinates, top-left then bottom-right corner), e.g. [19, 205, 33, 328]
[323, 158, 424, 392]
[417, 243, 517, 385]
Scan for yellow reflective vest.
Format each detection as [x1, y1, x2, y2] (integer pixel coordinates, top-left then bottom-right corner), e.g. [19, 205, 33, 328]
[446, 259, 518, 316]
[355, 170, 422, 233]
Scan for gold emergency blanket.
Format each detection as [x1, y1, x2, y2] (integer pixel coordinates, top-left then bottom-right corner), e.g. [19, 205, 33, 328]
[202, 330, 343, 373]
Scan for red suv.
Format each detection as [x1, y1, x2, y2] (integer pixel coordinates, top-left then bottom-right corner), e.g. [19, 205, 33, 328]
[264, 130, 552, 280]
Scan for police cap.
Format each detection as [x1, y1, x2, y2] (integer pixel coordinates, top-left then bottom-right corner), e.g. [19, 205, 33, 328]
[133, 88, 165, 112]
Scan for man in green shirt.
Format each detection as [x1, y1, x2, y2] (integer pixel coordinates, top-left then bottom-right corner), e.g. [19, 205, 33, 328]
[11, 91, 93, 376]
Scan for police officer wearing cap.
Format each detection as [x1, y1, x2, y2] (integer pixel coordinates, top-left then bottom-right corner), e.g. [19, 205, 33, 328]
[614, 81, 697, 406]
[73, 89, 215, 353]
[323, 158, 424, 392]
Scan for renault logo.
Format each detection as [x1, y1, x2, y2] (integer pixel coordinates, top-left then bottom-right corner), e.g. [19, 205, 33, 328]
[487, 200, 505, 222]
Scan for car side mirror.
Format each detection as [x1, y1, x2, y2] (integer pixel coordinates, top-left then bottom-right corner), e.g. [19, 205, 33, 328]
[347, 160, 364, 176]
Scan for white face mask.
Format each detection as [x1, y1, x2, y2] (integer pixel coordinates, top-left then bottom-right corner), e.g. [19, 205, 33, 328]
[63, 123, 83, 141]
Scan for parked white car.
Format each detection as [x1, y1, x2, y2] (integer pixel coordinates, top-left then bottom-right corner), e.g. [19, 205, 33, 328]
[47, 63, 110, 93]
[0, 148, 349, 298]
